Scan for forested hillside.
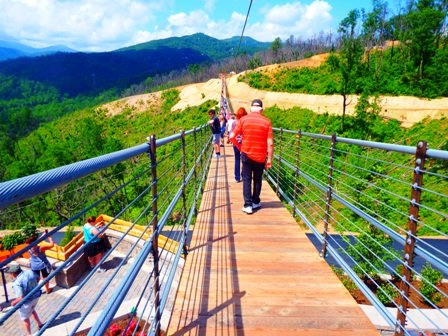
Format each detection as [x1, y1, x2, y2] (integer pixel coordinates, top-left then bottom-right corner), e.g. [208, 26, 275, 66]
[0, 0, 447, 232]
[0, 32, 272, 166]
[241, 1, 448, 97]
[119, 33, 270, 60]
[0, 47, 211, 97]
[0, 88, 212, 182]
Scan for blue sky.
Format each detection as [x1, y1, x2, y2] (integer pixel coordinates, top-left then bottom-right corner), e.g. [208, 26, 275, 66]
[0, 0, 402, 52]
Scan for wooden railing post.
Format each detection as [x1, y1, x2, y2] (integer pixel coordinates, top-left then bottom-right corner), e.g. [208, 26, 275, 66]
[395, 141, 427, 336]
[276, 128, 284, 196]
[149, 135, 161, 336]
[321, 133, 336, 258]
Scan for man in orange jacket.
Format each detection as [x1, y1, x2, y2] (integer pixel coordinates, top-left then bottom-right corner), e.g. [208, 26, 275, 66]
[230, 99, 274, 214]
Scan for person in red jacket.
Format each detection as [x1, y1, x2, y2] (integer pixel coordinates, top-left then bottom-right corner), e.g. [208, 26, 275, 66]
[229, 99, 274, 214]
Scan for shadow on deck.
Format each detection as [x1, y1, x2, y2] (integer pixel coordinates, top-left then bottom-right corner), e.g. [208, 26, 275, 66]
[166, 144, 379, 335]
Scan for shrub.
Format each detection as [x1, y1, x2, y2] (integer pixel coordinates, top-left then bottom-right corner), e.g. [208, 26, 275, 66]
[420, 262, 443, 305]
[377, 282, 399, 305]
[21, 223, 38, 242]
[1, 231, 25, 250]
[60, 225, 76, 247]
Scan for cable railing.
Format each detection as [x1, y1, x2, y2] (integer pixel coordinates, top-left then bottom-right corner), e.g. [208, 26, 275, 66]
[267, 128, 448, 336]
[0, 81, 447, 335]
[0, 125, 211, 335]
[0, 125, 447, 336]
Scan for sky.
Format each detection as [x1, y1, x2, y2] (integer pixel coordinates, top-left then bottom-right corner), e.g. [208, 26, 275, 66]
[0, 0, 402, 52]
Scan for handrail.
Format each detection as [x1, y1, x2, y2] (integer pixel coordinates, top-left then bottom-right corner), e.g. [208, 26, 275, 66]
[0, 127, 208, 210]
[276, 128, 448, 160]
[0, 100, 447, 335]
[0, 124, 212, 336]
[267, 128, 448, 336]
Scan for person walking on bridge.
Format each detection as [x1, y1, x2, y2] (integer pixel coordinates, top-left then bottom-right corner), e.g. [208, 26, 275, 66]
[6, 264, 44, 336]
[28, 230, 54, 294]
[208, 109, 221, 158]
[230, 99, 273, 214]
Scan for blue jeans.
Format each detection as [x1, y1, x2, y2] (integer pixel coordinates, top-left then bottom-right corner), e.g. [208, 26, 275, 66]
[233, 145, 241, 181]
[241, 153, 265, 207]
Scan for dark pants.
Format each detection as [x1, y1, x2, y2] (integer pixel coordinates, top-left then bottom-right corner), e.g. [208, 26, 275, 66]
[241, 153, 265, 207]
[233, 145, 241, 181]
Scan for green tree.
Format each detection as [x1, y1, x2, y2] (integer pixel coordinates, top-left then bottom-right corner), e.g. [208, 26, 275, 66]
[248, 56, 262, 70]
[361, 0, 388, 85]
[402, 0, 446, 79]
[271, 37, 282, 61]
[338, 9, 363, 131]
[188, 64, 201, 81]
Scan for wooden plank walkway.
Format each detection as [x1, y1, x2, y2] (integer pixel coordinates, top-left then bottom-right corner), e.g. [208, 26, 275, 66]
[166, 144, 379, 335]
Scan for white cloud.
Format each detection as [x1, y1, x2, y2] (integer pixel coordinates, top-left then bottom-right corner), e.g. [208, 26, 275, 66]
[204, 0, 215, 12]
[165, 9, 246, 40]
[248, 1, 333, 42]
[0, 0, 336, 51]
[0, 0, 161, 51]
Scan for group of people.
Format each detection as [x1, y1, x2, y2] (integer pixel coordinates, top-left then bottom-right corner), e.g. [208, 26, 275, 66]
[5, 98, 272, 335]
[4, 230, 54, 335]
[5, 215, 107, 335]
[208, 98, 274, 214]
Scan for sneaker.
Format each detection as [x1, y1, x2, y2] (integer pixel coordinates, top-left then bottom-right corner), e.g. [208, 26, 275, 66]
[235, 179, 241, 183]
[241, 206, 253, 214]
[213, 154, 220, 158]
[252, 202, 261, 210]
[97, 267, 106, 273]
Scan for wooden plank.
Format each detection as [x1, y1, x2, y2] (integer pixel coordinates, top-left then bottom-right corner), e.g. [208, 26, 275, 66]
[166, 145, 379, 335]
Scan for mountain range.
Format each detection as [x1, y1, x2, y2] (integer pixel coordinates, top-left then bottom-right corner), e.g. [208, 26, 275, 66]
[0, 33, 270, 97]
[0, 40, 77, 61]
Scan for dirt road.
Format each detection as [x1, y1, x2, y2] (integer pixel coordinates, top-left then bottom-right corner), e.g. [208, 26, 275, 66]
[102, 54, 448, 128]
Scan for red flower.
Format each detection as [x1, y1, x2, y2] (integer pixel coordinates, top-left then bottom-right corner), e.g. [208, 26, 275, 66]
[125, 319, 138, 336]
[109, 323, 121, 336]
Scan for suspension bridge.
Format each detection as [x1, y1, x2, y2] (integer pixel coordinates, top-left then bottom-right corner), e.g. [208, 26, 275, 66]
[0, 78, 447, 336]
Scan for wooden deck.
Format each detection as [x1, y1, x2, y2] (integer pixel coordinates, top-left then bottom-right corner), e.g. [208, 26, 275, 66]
[166, 144, 379, 335]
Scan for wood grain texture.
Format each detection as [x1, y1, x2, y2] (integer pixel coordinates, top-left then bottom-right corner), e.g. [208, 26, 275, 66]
[166, 145, 379, 335]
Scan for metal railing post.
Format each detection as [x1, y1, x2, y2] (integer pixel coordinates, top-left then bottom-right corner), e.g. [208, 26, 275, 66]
[395, 141, 427, 336]
[292, 130, 301, 217]
[149, 135, 161, 336]
[321, 133, 336, 258]
[181, 130, 188, 257]
[193, 127, 198, 215]
[276, 128, 284, 195]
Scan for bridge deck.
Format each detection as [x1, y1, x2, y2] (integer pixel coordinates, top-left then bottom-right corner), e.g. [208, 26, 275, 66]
[166, 145, 379, 335]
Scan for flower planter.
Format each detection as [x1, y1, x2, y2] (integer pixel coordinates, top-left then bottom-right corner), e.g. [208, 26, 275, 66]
[0, 249, 10, 262]
[45, 232, 84, 261]
[101, 214, 151, 240]
[11, 243, 30, 258]
[0, 243, 30, 262]
[100, 214, 182, 257]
